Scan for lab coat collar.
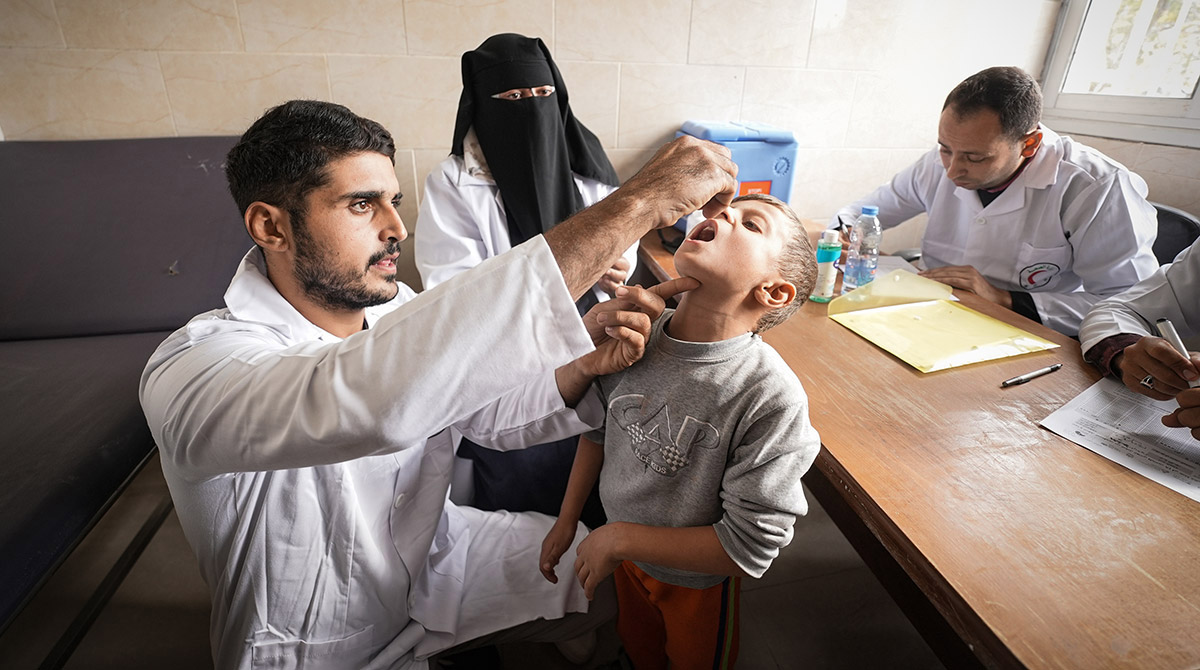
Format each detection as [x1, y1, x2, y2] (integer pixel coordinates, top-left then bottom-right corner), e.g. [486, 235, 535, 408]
[223, 247, 398, 342]
[454, 127, 497, 188]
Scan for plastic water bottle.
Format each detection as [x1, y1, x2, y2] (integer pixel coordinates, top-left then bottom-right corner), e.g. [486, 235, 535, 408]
[841, 205, 881, 294]
[809, 229, 841, 303]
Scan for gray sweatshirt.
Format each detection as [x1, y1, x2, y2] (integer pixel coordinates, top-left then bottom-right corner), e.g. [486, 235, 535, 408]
[588, 311, 820, 588]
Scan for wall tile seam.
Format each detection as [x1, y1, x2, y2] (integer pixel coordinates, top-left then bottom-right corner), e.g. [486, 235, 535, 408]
[155, 51, 180, 138]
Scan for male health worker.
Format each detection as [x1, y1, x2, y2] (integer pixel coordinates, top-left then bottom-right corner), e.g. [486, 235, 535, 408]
[139, 99, 727, 669]
[833, 66, 1158, 337]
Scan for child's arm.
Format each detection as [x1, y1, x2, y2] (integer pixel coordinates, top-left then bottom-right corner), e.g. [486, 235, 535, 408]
[573, 523, 746, 599]
[540, 435, 606, 583]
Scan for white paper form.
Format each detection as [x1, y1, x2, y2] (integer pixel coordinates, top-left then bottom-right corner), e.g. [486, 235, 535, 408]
[876, 255, 921, 274]
[1041, 377, 1200, 503]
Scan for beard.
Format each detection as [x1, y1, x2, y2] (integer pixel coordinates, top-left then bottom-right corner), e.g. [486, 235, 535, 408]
[292, 215, 401, 312]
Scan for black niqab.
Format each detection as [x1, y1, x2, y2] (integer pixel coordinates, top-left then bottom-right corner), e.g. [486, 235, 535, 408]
[452, 33, 619, 245]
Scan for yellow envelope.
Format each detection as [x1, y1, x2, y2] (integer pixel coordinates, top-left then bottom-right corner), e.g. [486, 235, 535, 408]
[828, 270, 1059, 372]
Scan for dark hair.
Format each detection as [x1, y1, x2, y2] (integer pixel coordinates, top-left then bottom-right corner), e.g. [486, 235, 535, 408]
[942, 66, 1042, 141]
[225, 100, 396, 218]
[732, 193, 817, 333]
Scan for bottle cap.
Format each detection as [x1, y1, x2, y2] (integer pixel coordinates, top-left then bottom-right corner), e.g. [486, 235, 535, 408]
[861, 205, 879, 216]
[820, 229, 840, 245]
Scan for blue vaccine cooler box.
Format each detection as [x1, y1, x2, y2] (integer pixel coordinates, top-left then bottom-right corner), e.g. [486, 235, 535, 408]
[674, 120, 798, 231]
[678, 120, 797, 201]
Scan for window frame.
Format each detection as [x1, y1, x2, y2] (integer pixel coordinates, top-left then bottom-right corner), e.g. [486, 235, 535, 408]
[1041, 0, 1200, 148]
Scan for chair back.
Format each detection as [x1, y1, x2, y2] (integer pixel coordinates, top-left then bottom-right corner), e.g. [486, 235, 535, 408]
[1152, 202, 1200, 265]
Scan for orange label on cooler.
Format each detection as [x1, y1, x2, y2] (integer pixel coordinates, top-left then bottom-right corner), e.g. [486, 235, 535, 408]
[738, 181, 771, 196]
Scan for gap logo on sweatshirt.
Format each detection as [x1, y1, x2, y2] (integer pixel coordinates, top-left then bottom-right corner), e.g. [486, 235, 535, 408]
[610, 394, 719, 476]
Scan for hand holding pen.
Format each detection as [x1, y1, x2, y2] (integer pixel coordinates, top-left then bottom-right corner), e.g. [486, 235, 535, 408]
[1114, 318, 1200, 400]
[1155, 319, 1200, 440]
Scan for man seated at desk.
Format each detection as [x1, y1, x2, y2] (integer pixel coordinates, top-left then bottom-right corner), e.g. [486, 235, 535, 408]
[832, 65, 1158, 337]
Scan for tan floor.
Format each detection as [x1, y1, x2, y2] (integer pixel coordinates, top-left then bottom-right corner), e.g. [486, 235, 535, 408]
[1, 459, 944, 669]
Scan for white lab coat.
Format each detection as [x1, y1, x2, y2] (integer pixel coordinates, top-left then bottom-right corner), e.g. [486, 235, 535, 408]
[140, 239, 601, 670]
[1080, 242, 1200, 352]
[416, 154, 638, 303]
[834, 126, 1159, 336]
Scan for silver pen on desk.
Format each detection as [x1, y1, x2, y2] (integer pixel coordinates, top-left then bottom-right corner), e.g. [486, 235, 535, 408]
[1000, 363, 1062, 388]
[1155, 318, 1200, 388]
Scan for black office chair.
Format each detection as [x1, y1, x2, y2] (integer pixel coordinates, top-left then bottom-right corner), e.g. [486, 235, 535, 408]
[1151, 202, 1200, 265]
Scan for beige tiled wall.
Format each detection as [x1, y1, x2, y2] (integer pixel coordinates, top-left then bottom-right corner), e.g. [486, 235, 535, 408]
[14, 0, 1177, 285]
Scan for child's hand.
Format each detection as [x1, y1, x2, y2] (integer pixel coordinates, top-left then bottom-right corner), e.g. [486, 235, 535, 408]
[597, 256, 631, 297]
[574, 523, 624, 600]
[540, 519, 579, 584]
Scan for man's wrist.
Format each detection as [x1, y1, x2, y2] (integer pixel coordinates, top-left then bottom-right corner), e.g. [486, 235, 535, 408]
[610, 180, 681, 231]
[555, 360, 593, 408]
[1084, 333, 1143, 377]
[1008, 291, 1039, 322]
[1111, 352, 1125, 378]
[574, 349, 605, 379]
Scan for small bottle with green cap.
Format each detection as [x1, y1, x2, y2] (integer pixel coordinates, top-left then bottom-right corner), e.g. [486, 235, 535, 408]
[810, 229, 842, 303]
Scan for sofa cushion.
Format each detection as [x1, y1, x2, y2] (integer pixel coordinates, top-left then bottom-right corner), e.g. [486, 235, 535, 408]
[0, 332, 171, 627]
[0, 136, 247, 341]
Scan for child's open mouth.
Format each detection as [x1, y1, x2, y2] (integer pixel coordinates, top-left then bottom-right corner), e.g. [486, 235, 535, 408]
[688, 221, 717, 242]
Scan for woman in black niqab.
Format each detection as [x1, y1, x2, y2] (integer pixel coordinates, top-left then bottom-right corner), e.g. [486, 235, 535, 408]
[446, 34, 615, 529]
[453, 33, 619, 248]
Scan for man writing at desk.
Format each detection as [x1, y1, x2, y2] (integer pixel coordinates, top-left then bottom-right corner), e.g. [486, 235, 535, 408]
[834, 66, 1158, 336]
[1081, 240, 1200, 440]
[139, 99, 731, 669]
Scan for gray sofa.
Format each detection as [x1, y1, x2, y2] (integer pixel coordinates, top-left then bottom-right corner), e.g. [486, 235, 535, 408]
[0, 136, 247, 635]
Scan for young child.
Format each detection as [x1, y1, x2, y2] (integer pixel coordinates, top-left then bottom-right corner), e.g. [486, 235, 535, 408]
[539, 193, 822, 669]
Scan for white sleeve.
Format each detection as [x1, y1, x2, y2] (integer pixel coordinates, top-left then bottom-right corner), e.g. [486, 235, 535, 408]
[831, 150, 938, 231]
[415, 160, 494, 290]
[142, 237, 594, 477]
[1080, 241, 1200, 351]
[455, 372, 604, 451]
[1031, 170, 1160, 336]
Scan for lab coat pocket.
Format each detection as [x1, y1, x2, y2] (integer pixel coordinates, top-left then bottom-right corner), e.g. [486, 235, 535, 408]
[1015, 242, 1072, 291]
[250, 624, 375, 668]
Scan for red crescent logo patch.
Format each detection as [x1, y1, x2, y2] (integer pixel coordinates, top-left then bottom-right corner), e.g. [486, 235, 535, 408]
[1019, 262, 1061, 289]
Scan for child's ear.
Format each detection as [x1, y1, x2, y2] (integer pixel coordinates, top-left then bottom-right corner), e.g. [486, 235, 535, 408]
[756, 279, 797, 310]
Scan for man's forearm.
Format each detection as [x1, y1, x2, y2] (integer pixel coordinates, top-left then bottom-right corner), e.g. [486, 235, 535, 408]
[544, 188, 664, 300]
[544, 135, 738, 300]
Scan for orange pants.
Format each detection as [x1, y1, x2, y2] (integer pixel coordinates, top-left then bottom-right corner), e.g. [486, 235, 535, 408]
[613, 560, 740, 670]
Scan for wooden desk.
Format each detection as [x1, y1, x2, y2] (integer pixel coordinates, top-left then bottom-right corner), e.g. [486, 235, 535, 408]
[638, 231, 1200, 669]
